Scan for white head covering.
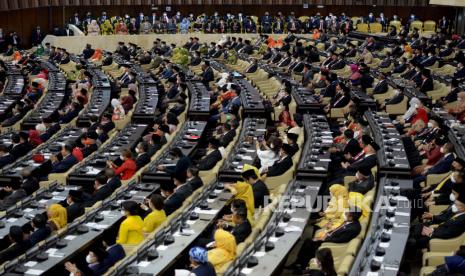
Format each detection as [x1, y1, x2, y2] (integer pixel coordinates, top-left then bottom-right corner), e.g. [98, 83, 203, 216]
[403, 97, 421, 120]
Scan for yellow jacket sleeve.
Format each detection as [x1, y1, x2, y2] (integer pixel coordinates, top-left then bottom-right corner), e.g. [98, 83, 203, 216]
[117, 219, 128, 244]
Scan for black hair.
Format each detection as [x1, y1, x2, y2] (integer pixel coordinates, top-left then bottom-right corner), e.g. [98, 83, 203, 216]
[150, 194, 165, 210]
[32, 214, 47, 228]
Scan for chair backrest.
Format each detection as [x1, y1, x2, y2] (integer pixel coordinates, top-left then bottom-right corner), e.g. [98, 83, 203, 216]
[424, 20, 436, 32]
[369, 23, 382, 33]
[389, 20, 401, 31]
[357, 23, 369, 33]
[410, 20, 424, 31]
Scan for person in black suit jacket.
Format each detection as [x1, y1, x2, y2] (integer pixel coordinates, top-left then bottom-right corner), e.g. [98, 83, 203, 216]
[157, 147, 192, 178]
[292, 209, 362, 269]
[383, 90, 405, 107]
[0, 226, 31, 265]
[372, 74, 389, 95]
[29, 214, 51, 246]
[50, 144, 78, 173]
[228, 209, 252, 244]
[245, 60, 258, 73]
[263, 143, 294, 177]
[81, 131, 99, 158]
[9, 132, 32, 160]
[20, 168, 39, 196]
[0, 145, 14, 169]
[330, 129, 362, 165]
[0, 182, 27, 211]
[162, 174, 193, 216]
[101, 233, 126, 270]
[82, 44, 95, 59]
[218, 123, 236, 148]
[186, 166, 203, 191]
[88, 175, 113, 207]
[31, 26, 44, 46]
[135, 142, 151, 170]
[63, 189, 85, 223]
[413, 143, 455, 189]
[105, 168, 121, 192]
[39, 117, 61, 142]
[242, 168, 269, 208]
[419, 74, 434, 93]
[301, 64, 313, 87]
[348, 167, 375, 194]
[408, 192, 465, 251]
[198, 138, 222, 171]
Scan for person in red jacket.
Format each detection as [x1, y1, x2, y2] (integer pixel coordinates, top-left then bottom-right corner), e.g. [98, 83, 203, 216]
[106, 149, 136, 180]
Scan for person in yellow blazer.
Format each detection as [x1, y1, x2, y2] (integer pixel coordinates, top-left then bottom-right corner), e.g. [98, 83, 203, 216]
[142, 194, 167, 233]
[224, 164, 257, 224]
[47, 203, 67, 231]
[117, 201, 144, 245]
[314, 184, 349, 239]
[208, 229, 237, 272]
[100, 20, 114, 35]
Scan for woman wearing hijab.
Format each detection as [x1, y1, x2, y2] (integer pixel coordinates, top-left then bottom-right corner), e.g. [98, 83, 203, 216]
[47, 204, 67, 231]
[121, 83, 138, 113]
[87, 20, 101, 36]
[115, 20, 129, 35]
[189, 247, 216, 276]
[28, 129, 43, 148]
[117, 201, 144, 245]
[315, 184, 349, 237]
[207, 229, 237, 272]
[111, 98, 125, 121]
[100, 20, 114, 35]
[225, 164, 256, 224]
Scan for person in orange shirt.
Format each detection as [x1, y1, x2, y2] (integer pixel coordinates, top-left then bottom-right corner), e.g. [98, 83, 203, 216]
[90, 48, 103, 62]
[106, 149, 136, 180]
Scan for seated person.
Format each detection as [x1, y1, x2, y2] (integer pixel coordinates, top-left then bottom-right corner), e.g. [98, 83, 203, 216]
[162, 174, 192, 216]
[29, 214, 51, 246]
[314, 184, 348, 234]
[256, 136, 281, 174]
[106, 149, 137, 180]
[20, 168, 39, 195]
[217, 122, 236, 148]
[242, 166, 269, 208]
[218, 207, 251, 244]
[0, 226, 30, 265]
[348, 167, 375, 195]
[62, 189, 84, 223]
[304, 248, 337, 276]
[187, 247, 216, 276]
[105, 168, 122, 192]
[186, 166, 204, 191]
[157, 147, 192, 177]
[198, 138, 222, 171]
[422, 161, 465, 207]
[207, 229, 237, 272]
[0, 145, 14, 169]
[88, 175, 113, 206]
[50, 143, 78, 173]
[117, 201, 144, 245]
[101, 232, 126, 270]
[290, 208, 362, 270]
[80, 131, 99, 158]
[142, 194, 167, 233]
[134, 142, 151, 170]
[65, 247, 108, 275]
[0, 181, 26, 211]
[413, 142, 455, 189]
[47, 203, 67, 231]
[261, 143, 294, 177]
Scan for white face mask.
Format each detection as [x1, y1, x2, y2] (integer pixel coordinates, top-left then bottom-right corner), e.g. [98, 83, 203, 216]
[451, 174, 457, 183]
[86, 254, 94, 264]
[120, 155, 125, 160]
[135, 148, 140, 154]
[121, 210, 126, 216]
[440, 147, 445, 154]
[450, 193, 456, 202]
[427, 122, 433, 128]
[452, 204, 459, 213]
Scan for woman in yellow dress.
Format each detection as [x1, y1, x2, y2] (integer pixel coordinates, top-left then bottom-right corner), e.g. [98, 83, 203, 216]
[117, 201, 144, 245]
[100, 20, 114, 35]
[207, 229, 237, 271]
[314, 184, 348, 239]
[142, 194, 167, 233]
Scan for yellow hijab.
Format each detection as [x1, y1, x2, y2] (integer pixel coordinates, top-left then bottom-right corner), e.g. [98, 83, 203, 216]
[348, 192, 370, 220]
[208, 229, 237, 271]
[325, 184, 349, 216]
[48, 204, 67, 229]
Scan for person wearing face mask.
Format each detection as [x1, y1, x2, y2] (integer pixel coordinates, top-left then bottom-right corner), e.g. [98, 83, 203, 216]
[117, 201, 144, 245]
[407, 190, 465, 252]
[134, 142, 150, 170]
[50, 143, 78, 174]
[256, 135, 282, 174]
[86, 175, 113, 206]
[106, 149, 136, 180]
[61, 189, 84, 223]
[241, 166, 269, 209]
[142, 194, 166, 233]
[96, 124, 109, 144]
[422, 180, 465, 224]
[423, 161, 465, 205]
[261, 143, 294, 177]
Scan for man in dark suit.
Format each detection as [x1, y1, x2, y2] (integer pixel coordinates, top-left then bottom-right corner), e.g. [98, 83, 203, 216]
[39, 117, 61, 142]
[242, 167, 269, 208]
[198, 138, 222, 171]
[408, 192, 465, 251]
[0, 145, 14, 169]
[372, 73, 389, 95]
[229, 209, 252, 244]
[419, 74, 434, 94]
[9, 132, 32, 160]
[263, 144, 294, 177]
[162, 174, 193, 216]
[218, 123, 236, 148]
[50, 144, 78, 173]
[61, 189, 84, 223]
[81, 132, 99, 158]
[413, 143, 455, 189]
[186, 166, 203, 191]
[291, 209, 362, 270]
[82, 44, 95, 59]
[0, 182, 27, 211]
[199, 61, 214, 88]
[102, 52, 113, 66]
[102, 233, 126, 269]
[31, 26, 44, 46]
[348, 167, 375, 194]
[105, 168, 121, 192]
[157, 147, 192, 178]
[330, 129, 362, 164]
[29, 214, 51, 246]
[88, 175, 113, 207]
[0, 226, 31, 265]
[245, 59, 258, 74]
[135, 142, 151, 170]
[20, 168, 39, 196]
[301, 64, 313, 87]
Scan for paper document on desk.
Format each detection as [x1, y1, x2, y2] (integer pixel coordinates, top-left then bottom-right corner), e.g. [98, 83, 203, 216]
[25, 269, 44, 275]
[285, 225, 302, 232]
[86, 167, 101, 175]
[174, 269, 192, 276]
[194, 207, 218, 215]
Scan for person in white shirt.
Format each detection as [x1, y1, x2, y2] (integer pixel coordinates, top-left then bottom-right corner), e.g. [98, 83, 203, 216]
[256, 136, 282, 174]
